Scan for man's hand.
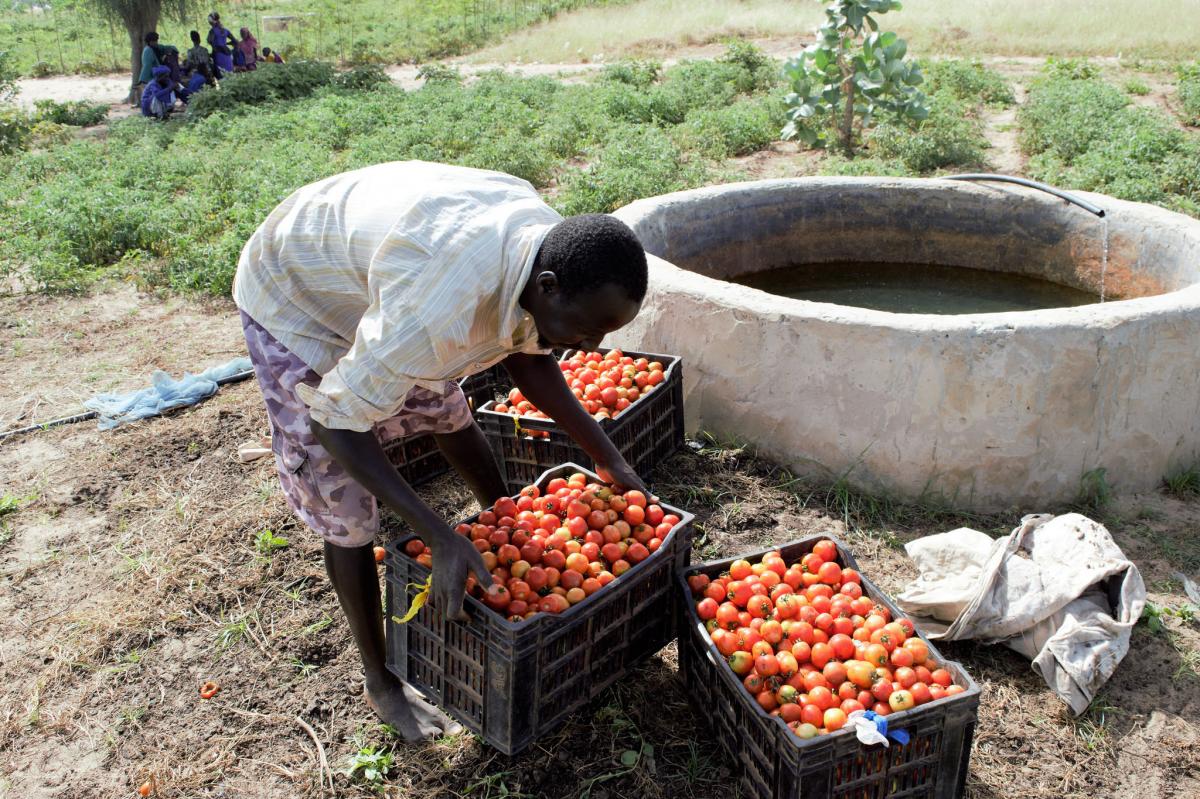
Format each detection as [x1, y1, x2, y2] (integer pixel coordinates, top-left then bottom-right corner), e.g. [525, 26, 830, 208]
[595, 458, 655, 500]
[423, 526, 495, 621]
[309, 421, 495, 621]
[503, 353, 658, 498]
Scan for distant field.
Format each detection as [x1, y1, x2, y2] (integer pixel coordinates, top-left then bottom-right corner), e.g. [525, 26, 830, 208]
[476, 0, 1200, 63]
[0, 0, 626, 77]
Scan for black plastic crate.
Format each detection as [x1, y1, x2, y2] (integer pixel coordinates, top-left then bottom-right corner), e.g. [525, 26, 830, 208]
[476, 350, 685, 495]
[678, 536, 980, 799]
[384, 462, 695, 754]
[381, 364, 507, 487]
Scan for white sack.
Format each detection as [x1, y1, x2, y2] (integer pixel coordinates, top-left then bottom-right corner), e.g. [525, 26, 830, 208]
[896, 513, 1146, 715]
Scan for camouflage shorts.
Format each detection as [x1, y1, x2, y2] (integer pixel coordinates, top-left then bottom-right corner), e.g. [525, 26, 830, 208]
[240, 311, 472, 548]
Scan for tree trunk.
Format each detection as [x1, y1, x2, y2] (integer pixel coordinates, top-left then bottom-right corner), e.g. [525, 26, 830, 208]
[124, 8, 160, 104]
[839, 69, 856, 155]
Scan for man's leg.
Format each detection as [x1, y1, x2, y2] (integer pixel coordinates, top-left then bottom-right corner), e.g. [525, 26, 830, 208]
[239, 311, 459, 741]
[434, 420, 508, 508]
[322, 541, 461, 740]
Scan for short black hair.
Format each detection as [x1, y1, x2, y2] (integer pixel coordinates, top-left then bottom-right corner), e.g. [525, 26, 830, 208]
[190, 30, 201, 43]
[144, 31, 159, 44]
[262, 46, 272, 54]
[535, 214, 647, 302]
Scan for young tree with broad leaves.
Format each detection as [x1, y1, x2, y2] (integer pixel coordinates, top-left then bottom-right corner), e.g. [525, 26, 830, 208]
[782, 0, 928, 154]
[86, 0, 201, 101]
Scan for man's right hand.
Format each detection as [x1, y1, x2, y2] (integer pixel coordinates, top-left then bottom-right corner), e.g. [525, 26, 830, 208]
[423, 525, 494, 621]
[309, 420, 496, 622]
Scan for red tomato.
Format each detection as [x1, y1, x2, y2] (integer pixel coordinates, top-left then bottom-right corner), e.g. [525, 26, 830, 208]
[748, 595, 774, 619]
[755, 653, 781, 677]
[910, 682, 933, 705]
[810, 642, 833, 670]
[808, 686, 835, 711]
[812, 540, 838, 563]
[800, 704, 823, 727]
[822, 661, 847, 688]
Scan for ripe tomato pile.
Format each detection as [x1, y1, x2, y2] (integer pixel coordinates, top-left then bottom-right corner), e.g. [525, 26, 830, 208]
[688, 541, 963, 739]
[405, 472, 680, 621]
[493, 349, 667, 428]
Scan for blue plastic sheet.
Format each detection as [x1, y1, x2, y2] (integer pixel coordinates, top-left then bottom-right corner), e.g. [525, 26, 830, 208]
[84, 357, 253, 430]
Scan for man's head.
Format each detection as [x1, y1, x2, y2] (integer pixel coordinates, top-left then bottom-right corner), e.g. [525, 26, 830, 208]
[262, 47, 272, 57]
[153, 65, 171, 86]
[190, 30, 201, 45]
[144, 31, 159, 46]
[208, 12, 220, 26]
[519, 214, 647, 351]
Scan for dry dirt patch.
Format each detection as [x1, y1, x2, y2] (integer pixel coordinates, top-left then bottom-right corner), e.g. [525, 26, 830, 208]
[0, 290, 1197, 798]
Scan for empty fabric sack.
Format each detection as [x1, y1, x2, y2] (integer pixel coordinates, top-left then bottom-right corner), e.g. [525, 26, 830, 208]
[896, 513, 1145, 715]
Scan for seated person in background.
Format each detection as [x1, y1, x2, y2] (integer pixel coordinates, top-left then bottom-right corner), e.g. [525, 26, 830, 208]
[156, 42, 184, 84]
[136, 31, 161, 95]
[185, 30, 212, 73]
[261, 47, 284, 64]
[140, 66, 179, 120]
[181, 62, 214, 102]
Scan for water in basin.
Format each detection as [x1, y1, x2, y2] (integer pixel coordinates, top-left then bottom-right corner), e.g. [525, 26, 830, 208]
[734, 261, 1099, 314]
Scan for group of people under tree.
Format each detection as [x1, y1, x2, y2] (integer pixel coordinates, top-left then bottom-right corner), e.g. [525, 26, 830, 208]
[137, 10, 284, 119]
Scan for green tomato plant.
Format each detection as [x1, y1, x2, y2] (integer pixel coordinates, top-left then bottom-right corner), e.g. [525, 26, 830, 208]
[782, 0, 929, 153]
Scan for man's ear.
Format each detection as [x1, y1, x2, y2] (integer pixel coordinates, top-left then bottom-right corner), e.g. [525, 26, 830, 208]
[535, 270, 559, 295]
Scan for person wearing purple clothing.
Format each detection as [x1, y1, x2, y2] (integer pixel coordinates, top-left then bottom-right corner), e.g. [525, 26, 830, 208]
[140, 66, 178, 119]
[207, 12, 237, 76]
[181, 62, 214, 102]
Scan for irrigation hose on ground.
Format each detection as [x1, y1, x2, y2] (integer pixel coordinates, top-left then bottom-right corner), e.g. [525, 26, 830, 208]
[0, 370, 256, 443]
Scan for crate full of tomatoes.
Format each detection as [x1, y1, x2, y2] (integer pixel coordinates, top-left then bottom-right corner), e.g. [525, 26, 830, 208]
[385, 463, 694, 755]
[381, 364, 507, 486]
[476, 348, 684, 496]
[678, 536, 980, 799]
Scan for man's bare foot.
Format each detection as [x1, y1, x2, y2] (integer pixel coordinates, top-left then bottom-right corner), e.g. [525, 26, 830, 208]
[364, 675, 462, 741]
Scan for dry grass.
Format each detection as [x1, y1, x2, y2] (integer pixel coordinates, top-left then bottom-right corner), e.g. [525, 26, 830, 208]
[2, 293, 1200, 797]
[473, 0, 1200, 64]
[469, 0, 817, 63]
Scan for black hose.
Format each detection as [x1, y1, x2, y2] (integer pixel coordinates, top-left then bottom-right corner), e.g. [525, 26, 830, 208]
[944, 173, 1105, 217]
[0, 369, 256, 443]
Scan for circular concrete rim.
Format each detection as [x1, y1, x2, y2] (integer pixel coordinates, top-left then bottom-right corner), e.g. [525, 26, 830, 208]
[614, 177, 1200, 333]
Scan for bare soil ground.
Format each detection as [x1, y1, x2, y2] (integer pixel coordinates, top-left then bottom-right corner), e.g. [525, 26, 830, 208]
[1, 290, 1198, 799]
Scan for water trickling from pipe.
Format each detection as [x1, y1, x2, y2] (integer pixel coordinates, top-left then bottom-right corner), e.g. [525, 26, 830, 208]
[1099, 216, 1110, 303]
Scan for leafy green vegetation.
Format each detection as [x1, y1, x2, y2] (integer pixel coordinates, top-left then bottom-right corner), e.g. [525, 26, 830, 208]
[344, 742, 393, 787]
[186, 60, 337, 118]
[865, 91, 988, 172]
[1122, 78, 1150, 96]
[0, 0, 627, 77]
[0, 48, 16, 103]
[819, 58, 1006, 174]
[33, 98, 109, 126]
[921, 58, 1014, 106]
[782, 0, 928, 152]
[1177, 63, 1200, 126]
[0, 47, 782, 295]
[1019, 62, 1200, 215]
[1164, 465, 1200, 497]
